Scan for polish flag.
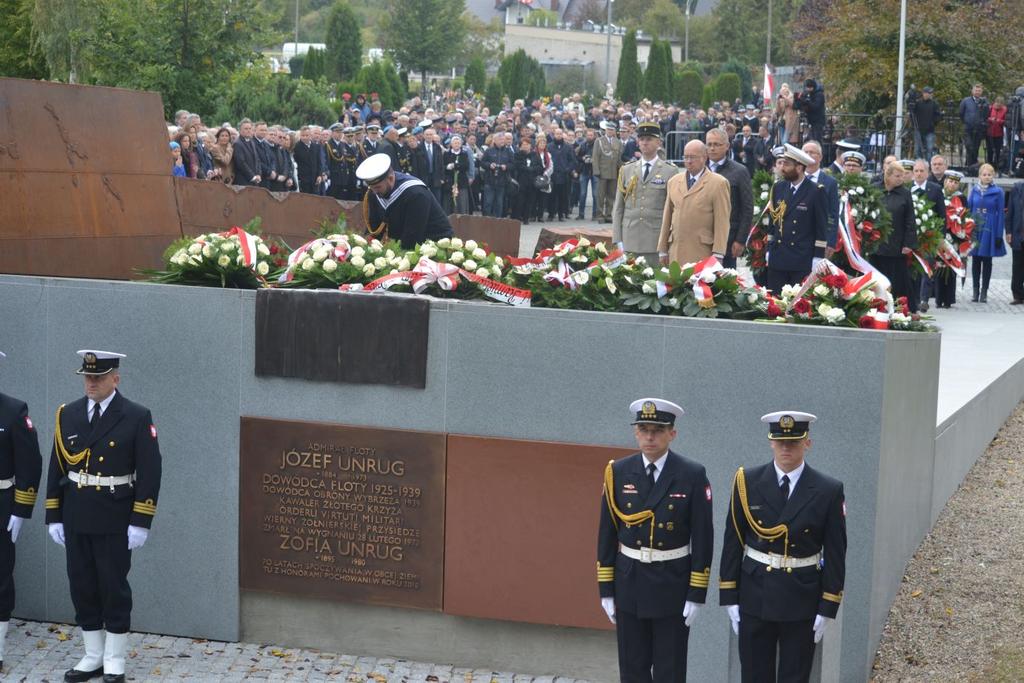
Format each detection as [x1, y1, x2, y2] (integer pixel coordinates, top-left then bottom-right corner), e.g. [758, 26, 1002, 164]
[763, 64, 774, 106]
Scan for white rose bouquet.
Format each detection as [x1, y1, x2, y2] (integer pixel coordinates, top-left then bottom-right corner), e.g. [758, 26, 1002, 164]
[145, 223, 281, 288]
[280, 233, 405, 288]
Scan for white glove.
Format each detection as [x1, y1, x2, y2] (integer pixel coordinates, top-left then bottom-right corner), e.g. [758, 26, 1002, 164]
[813, 614, 831, 643]
[683, 601, 701, 628]
[446, 163, 455, 170]
[127, 525, 149, 550]
[601, 597, 616, 624]
[726, 605, 740, 635]
[7, 515, 24, 543]
[48, 522, 65, 547]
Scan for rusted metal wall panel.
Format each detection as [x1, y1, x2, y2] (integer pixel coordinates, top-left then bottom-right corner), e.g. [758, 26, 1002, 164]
[444, 434, 631, 629]
[448, 214, 522, 258]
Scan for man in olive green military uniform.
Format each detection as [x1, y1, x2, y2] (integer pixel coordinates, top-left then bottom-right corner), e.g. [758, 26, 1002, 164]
[612, 122, 680, 264]
[594, 121, 625, 223]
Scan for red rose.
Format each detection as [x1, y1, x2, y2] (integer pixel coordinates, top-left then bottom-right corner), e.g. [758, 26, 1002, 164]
[823, 273, 848, 289]
[269, 244, 279, 254]
[870, 297, 887, 310]
[751, 239, 764, 250]
[897, 296, 909, 315]
[862, 220, 874, 230]
[766, 300, 783, 317]
[792, 298, 811, 315]
[859, 315, 875, 328]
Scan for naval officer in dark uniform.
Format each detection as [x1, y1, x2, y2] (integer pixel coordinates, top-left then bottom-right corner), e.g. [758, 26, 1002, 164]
[46, 350, 162, 683]
[356, 153, 454, 249]
[0, 350, 42, 672]
[597, 398, 714, 682]
[764, 144, 830, 294]
[719, 411, 846, 683]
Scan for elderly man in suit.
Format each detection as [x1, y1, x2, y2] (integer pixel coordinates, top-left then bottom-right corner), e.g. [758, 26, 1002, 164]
[658, 139, 732, 267]
[706, 128, 754, 268]
[594, 121, 624, 223]
[613, 122, 680, 264]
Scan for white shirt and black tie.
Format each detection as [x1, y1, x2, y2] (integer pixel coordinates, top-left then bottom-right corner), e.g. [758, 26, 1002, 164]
[87, 390, 117, 426]
[642, 451, 668, 486]
[774, 460, 805, 500]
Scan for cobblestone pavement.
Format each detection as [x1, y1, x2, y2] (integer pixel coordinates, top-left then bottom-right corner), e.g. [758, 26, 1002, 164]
[1, 620, 593, 682]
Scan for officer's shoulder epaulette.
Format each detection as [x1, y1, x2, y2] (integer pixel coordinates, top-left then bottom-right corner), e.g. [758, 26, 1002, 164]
[623, 158, 640, 168]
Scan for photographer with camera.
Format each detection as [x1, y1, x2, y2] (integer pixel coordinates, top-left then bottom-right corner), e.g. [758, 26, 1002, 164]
[909, 85, 942, 162]
[959, 83, 990, 170]
[1007, 87, 1024, 178]
[794, 78, 827, 143]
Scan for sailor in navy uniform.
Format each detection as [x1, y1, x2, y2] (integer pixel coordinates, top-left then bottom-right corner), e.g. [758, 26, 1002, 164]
[0, 350, 42, 672]
[765, 144, 830, 294]
[46, 351, 162, 683]
[719, 411, 846, 683]
[355, 153, 454, 249]
[827, 139, 861, 176]
[597, 398, 714, 682]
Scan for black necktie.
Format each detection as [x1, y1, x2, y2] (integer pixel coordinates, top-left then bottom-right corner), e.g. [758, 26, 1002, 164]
[643, 162, 651, 181]
[915, 187, 925, 195]
[687, 175, 695, 190]
[780, 474, 791, 500]
[790, 183, 798, 198]
[646, 463, 657, 489]
[90, 403, 100, 427]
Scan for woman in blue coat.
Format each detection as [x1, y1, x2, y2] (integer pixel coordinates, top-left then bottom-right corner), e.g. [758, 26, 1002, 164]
[968, 163, 1006, 302]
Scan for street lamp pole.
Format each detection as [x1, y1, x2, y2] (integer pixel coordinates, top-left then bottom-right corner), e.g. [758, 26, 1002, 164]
[766, 0, 772, 65]
[894, 0, 907, 158]
[684, 3, 690, 63]
[604, 0, 613, 89]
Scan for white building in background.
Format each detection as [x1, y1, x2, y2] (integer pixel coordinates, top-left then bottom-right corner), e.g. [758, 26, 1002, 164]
[281, 43, 328, 62]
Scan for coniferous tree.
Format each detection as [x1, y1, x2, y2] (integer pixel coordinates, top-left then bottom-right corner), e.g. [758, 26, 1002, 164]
[324, 1, 362, 81]
[615, 28, 641, 104]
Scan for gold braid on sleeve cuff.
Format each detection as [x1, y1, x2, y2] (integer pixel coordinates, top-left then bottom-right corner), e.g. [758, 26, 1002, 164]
[133, 499, 157, 516]
[14, 488, 37, 506]
[822, 591, 843, 604]
[45, 497, 61, 510]
[719, 580, 737, 590]
[597, 563, 615, 582]
[689, 571, 710, 588]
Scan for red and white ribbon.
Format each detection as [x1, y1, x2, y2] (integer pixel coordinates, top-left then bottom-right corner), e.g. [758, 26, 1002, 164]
[936, 239, 966, 277]
[220, 227, 260, 267]
[411, 257, 460, 294]
[688, 256, 724, 308]
[508, 239, 580, 272]
[544, 260, 578, 289]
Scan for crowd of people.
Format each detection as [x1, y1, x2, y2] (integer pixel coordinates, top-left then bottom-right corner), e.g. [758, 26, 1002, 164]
[166, 79, 1024, 307]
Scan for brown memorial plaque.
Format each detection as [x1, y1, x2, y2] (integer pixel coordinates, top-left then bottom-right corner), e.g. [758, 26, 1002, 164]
[239, 417, 445, 610]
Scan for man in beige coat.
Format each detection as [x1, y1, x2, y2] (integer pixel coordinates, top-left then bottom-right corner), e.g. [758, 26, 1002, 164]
[612, 122, 679, 263]
[593, 121, 624, 223]
[658, 139, 731, 266]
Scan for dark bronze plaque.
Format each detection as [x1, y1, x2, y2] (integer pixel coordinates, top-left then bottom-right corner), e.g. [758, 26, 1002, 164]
[239, 417, 445, 610]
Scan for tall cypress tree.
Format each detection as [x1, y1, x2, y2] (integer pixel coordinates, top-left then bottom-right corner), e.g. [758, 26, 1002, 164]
[643, 39, 669, 103]
[660, 41, 674, 102]
[616, 29, 641, 104]
[325, 1, 362, 82]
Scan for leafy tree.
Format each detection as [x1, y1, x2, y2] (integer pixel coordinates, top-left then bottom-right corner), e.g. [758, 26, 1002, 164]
[464, 56, 487, 94]
[304, 47, 326, 82]
[460, 14, 504, 66]
[38, 0, 273, 116]
[714, 71, 741, 105]
[792, 0, 1024, 112]
[0, 0, 47, 78]
[324, 0, 362, 81]
[484, 76, 503, 112]
[641, 0, 685, 40]
[383, 58, 406, 104]
[676, 69, 703, 107]
[32, 0, 101, 82]
[615, 28, 641, 104]
[213, 62, 335, 129]
[497, 49, 545, 102]
[378, 0, 466, 91]
[720, 57, 751, 102]
[711, 0, 801, 64]
[568, 0, 605, 28]
[680, 60, 705, 77]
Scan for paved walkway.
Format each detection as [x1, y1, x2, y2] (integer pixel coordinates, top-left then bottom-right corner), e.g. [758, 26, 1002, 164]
[1, 620, 593, 681]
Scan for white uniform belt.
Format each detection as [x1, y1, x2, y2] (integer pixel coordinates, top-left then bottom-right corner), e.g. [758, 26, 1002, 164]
[0, 478, 13, 490]
[619, 543, 690, 563]
[69, 471, 135, 489]
[745, 546, 821, 569]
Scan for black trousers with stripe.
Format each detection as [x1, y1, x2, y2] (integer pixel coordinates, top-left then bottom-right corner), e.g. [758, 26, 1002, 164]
[616, 608, 690, 682]
[0, 523, 15, 620]
[66, 532, 132, 633]
[738, 612, 815, 683]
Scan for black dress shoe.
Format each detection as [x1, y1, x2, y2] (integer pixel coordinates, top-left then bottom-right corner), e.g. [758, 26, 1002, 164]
[103, 675, 125, 683]
[1011, 299, 1023, 305]
[65, 667, 104, 682]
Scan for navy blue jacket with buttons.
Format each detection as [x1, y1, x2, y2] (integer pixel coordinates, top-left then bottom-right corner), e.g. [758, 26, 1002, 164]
[45, 392, 162, 534]
[597, 451, 714, 619]
[719, 461, 846, 621]
[0, 393, 42, 519]
[766, 178, 829, 272]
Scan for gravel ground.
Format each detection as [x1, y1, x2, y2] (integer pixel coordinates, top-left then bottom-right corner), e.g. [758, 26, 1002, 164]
[872, 403, 1024, 682]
